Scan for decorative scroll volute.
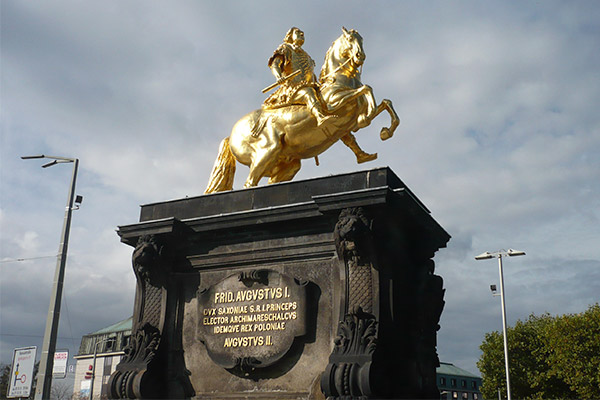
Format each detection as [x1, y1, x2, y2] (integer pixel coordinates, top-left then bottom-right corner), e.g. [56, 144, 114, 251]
[109, 235, 169, 399]
[322, 207, 379, 399]
[332, 309, 377, 358]
[321, 308, 378, 399]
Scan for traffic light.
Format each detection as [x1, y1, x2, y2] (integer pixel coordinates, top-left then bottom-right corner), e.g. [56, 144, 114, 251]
[85, 364, 93, 379]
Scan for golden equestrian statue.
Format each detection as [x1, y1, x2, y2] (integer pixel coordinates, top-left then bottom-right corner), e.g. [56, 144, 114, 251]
[205, 27, 399, 193]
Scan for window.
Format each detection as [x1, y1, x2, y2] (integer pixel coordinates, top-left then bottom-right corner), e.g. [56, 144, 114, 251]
[461, 380, 467, 388]
[440, 377, 446, 386]
[452, 392, 458, 399]
[462, 393, 468, 399]
[473, 394, 478, 400]
[451, 378, 457, 387]
[121, 334, 131, 349]
[471, 381, 477, 389]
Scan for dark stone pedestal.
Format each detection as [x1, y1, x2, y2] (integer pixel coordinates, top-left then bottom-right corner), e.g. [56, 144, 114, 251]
[108, 167, 449, 399]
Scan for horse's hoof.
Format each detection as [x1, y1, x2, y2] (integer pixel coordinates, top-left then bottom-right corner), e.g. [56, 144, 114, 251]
[380, 127, 392, 140]
[357, 152, 377, 164]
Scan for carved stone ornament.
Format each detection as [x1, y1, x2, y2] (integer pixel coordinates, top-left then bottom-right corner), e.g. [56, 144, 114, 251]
[334, 207, 375, 314]
[321, 308, 377, 399]
[321, 207, 380, 399]
[332, 308, 377, 357]
[197, 269, 307, 374]
[109, 235, 169, 399]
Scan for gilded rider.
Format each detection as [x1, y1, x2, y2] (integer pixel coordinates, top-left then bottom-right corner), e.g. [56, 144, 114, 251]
[264, 27, 334, 126]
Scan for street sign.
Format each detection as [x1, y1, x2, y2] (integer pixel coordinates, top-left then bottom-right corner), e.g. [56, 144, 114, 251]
[53, 350, 69, 378]
[7, 346, 37, 398]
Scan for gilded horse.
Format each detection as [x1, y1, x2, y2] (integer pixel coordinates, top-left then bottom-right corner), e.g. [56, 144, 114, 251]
[205, 28, 399, 193]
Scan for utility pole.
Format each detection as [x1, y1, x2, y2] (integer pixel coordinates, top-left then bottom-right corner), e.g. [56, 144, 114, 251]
[476, 248, 526, 400]
[22, 155, 81, 400]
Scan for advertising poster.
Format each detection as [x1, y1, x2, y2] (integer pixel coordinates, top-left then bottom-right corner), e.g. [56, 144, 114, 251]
[53, 350, 69, 378]
[80, 379, 91, 399]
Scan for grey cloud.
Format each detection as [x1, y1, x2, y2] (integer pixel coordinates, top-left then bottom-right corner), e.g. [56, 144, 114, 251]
[2, 1, 599, 377]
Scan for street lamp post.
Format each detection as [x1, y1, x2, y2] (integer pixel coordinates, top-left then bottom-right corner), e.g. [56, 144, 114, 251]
[22, 155, 80, 400]
[475, 249, 525, 400]
[89, 336, 115, 400]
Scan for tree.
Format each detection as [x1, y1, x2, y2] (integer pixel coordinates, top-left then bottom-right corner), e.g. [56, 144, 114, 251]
[544, 304, 600, 399]
[50, 381, 72, 400]
[1, 364, 10, 399]
[477, 304, 600, 400]
[29, 361, 39, 400]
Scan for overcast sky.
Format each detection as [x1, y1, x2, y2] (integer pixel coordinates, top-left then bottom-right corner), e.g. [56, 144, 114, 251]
[1, 1, 599, 379]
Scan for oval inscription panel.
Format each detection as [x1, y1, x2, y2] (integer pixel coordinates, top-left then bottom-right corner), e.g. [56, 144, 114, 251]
[197, 269, 307, 370]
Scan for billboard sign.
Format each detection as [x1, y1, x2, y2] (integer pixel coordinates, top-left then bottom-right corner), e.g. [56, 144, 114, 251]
[53, 350, 69, 378]
[7, 346, 37, 398]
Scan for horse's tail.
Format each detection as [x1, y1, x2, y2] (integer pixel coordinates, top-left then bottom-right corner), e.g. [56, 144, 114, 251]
[204, 137, 236, 193]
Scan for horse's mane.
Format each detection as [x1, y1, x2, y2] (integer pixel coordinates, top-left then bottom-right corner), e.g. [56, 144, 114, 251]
[319, 38, 339, 83]
[319, 30, 361, 83]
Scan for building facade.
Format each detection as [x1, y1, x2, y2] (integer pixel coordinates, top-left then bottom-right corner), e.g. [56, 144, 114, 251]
[72, 317, 132, 400]
[437, 362, 483, 400]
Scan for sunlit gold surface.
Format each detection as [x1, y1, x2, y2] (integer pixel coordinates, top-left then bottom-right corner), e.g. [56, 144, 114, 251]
[205, 27, 399, 193]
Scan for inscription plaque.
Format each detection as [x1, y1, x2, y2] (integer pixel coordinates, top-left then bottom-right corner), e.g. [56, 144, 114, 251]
[197, 269, 307, 371]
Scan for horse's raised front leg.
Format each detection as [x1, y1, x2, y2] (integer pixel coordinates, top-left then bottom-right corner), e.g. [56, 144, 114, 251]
[376, 99, 399, 140]
[353, 86, 399, 140]
[356, 85, 377, 129]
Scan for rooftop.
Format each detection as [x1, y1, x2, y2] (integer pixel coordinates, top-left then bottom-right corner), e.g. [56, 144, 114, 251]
[436, 362, 480, 379]
[89, 316, 132, 335]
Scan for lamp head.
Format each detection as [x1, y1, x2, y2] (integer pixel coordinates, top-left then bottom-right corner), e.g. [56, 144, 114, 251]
[42, 160, 58, 168]
[507, 249, 526, 257]
[475, 252, 493, 260]
[21, 155, 45, 159]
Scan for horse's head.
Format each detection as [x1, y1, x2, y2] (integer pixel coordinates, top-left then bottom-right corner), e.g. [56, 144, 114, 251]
[320, 27, 366, 83]
[340, 27, 365, 67]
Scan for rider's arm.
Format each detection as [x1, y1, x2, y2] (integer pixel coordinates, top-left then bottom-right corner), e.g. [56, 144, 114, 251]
[270, 56, 284, 81]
